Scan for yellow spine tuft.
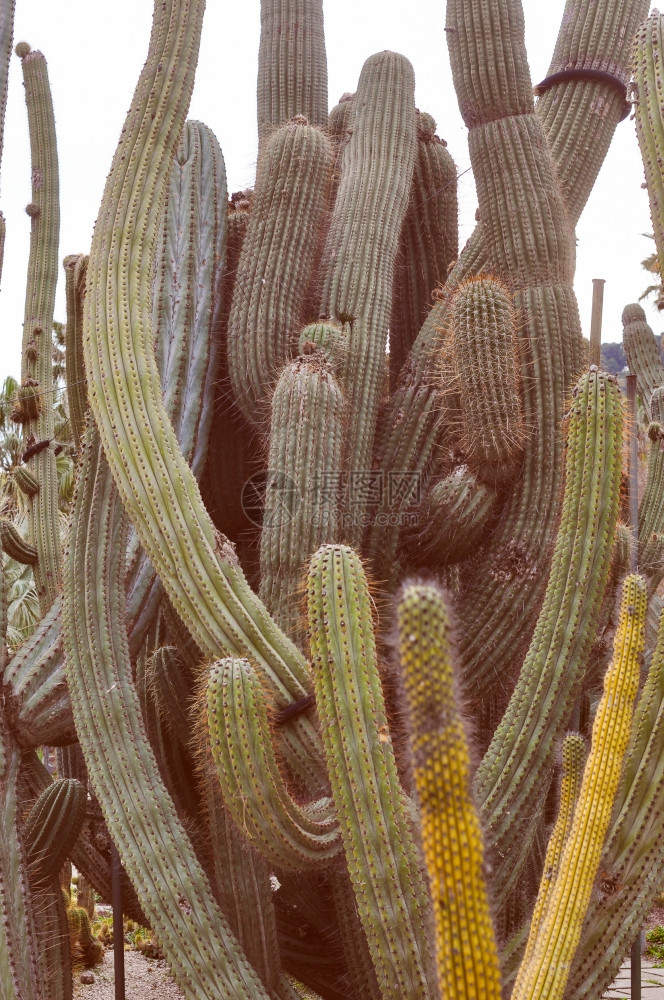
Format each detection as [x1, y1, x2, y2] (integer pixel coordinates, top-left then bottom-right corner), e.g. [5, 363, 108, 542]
[398, 584, 501, 1000]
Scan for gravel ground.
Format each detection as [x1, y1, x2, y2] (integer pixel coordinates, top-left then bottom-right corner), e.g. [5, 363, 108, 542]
[73, 950, 185, 1000]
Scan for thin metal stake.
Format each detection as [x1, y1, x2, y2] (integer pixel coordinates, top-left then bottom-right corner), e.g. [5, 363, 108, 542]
[632, 933, 642, 1000]
[110, 842, 126, 1000]
[589, 278, 605, 368]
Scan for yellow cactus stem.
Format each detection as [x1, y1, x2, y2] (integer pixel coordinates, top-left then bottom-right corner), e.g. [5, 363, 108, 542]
[521, 732, 585, 966]
[398, 583, 501, 1000]
[512, 574, 647, 1000]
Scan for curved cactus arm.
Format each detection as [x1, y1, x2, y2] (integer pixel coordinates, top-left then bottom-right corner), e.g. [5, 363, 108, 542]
[15, 44, 60, 612]
[307, 544, 437, 1000]
[63, 254, 89, 450]
[622, 303, 664, 418]
[512, 575, 647, 1000]
[0, 518, 37, 564]
[82, 0, 311, 699]
[536, 0, 648, 226]
[206, 657, 341, 871]
[398, 583, 501, 1000]
[62, 421, 273, 1000]
[125, 118, 227, 648]
[81, 0, 323, 781]
[475, 370, 623, 905]
[319, 51, 417, 543]
[257, 0, 327, 155]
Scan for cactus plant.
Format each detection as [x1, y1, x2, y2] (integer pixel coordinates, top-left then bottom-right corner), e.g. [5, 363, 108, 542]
[3, 0, 664, 999]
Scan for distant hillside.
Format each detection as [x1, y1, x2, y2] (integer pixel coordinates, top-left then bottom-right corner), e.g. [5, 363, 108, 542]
[601, 334, 664, 375]
[600, 341, 627, 374]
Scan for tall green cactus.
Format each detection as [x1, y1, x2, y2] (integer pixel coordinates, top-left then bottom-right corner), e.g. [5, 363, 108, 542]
[3, 1, 664, 1000]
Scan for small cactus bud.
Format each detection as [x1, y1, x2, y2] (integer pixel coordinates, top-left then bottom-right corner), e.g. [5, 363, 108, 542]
[14, 41, 31, 58]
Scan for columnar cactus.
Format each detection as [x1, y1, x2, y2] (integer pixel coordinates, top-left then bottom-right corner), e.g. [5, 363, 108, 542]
[3, 0, 664, 999]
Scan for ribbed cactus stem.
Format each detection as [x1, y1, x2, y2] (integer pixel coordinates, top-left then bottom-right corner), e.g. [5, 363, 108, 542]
[259, 355, 344, 633]
[63, 254, 88, 450]
[0, 4, 14, 292]
[227, 119, 332, 423]
[319, 51, 417, 541]
[0, 519, 38, 564]
[639, 394, 664, 585]
[0, 6, 13, 177]
[23, 777, 86, 887]
[521, 732, 585, 961]
[537, 0, 649, 225]
[398, 583, 501, 1000]
[476, 370, 623, 904]
[374, 0, 638, 576]
[390, 116, 458, 379]
[622, 302, 664, 418]
[446, 0, 581, 708]
[633, 12, 664, 288]
[452, 276, 525, 485]
[257, 0, 327, 154]
[307, 544, 436, 1000]
[564, 599, 664, 999]
[153, 120, 226, 477]
[512, 574, 647, 1000]
[0, 723, 45, 1000]
[16, 43, 60, 610]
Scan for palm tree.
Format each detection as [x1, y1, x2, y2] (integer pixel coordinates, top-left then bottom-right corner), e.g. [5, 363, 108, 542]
[639, 233, 664, 310]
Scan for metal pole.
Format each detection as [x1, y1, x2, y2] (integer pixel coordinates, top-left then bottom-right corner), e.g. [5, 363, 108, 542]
[589, 278, 605, 368]
[626, 372, 639, 572]
[110, 842, 125, 1000]
[626, 369, 642, 998]
[632, 933, 642, 1000]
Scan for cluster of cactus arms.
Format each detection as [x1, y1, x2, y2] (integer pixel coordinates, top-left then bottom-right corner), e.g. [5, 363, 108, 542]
[6, 0, 664, 997]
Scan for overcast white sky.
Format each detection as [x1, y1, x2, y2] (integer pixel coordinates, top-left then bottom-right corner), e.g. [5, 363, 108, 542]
[0, 0, 657, 382]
